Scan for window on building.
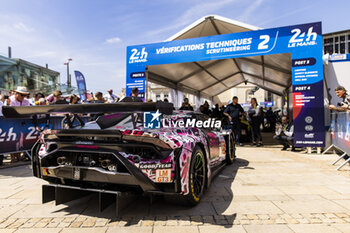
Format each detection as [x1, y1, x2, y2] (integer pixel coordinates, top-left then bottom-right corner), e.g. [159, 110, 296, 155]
[340, 43, 345, 54]
[323, 37, 334, 54]
[333, 36, 339, 53]
[340, 36, 346, 54]
[324, 45, 333, 54]
[335, 43, 339, 53]
[324, 38, 333, 44]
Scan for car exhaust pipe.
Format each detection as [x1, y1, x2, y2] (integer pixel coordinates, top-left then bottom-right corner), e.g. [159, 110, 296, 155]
[57, 156, 66, 165]
[101, 159, 110, 169]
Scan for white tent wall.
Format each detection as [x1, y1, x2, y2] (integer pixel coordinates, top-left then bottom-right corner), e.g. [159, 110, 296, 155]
[323, 60, 350, 148]
[324, 59, 350, 137]
[324, 60, 350, 106]
[195, 95, 200, 110]
[177, 90, 184, 108]
[169, 88, 177, 106]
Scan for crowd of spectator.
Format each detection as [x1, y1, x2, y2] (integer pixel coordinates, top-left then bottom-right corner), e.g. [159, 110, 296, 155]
[0, 87, 123, 110]
[0, 86, 296, 152]
[1, 85, 349, 166]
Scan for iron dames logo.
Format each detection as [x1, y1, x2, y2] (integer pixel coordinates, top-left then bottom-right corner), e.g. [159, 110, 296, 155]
[143, 110, 161, 129]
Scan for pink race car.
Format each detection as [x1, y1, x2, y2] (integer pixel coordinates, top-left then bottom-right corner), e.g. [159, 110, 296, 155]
[3, 102, 235, 207]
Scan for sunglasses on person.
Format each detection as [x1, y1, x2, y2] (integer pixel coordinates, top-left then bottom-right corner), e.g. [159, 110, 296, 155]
[18, 93, 26, 97]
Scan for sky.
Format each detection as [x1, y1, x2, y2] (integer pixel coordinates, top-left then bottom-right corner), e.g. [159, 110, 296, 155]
[0, 0, 349, 95]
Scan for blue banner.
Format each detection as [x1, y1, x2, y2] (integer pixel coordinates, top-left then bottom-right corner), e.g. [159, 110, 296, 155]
[0, 116, 91, 154]
[74, 70, 87, 102]
[0, 116, 50, 153]
[126, 22, 325, 147]
[126, 71, 146, 99]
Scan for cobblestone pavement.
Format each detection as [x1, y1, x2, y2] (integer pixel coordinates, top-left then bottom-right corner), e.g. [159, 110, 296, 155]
[1, 146, 350, 232]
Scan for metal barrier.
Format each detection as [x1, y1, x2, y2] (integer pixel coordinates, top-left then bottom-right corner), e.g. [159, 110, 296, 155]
[323, 112, 350, 170]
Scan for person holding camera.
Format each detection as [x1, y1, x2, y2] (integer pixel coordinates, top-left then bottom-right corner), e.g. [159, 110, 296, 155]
[273, 115, 295, 151]
[328, 86, 350, 112]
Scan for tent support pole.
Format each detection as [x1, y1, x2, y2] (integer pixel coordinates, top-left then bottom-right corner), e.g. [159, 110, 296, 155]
[145, 66, 149, 101]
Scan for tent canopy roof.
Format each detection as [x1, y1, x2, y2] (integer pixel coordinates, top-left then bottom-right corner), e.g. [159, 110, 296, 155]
[148, 15, 291, 98]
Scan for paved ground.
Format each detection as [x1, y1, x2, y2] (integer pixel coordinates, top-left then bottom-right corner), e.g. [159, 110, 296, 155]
[1, 146, 350, 232]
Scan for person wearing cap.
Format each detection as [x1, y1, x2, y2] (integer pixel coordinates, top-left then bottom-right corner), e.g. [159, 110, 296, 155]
[104, 89, 119, 103]
[328, 86, 350, 112]
[51, 90, 68, 105]
[9, 86, 30, 106]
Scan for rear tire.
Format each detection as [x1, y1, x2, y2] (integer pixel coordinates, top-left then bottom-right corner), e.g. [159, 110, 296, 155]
[165, 146, 206, 206]
[226, 135, 236, 164]
[186, 146, 206, 205]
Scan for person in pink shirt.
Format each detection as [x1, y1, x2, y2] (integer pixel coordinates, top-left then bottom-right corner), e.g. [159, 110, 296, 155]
[9, 86, 30, 106]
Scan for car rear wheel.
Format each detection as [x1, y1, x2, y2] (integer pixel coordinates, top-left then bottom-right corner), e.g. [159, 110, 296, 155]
[165, 146, 206, 206]
[226, 135, 236, 164]
[186, 146, 206, 205]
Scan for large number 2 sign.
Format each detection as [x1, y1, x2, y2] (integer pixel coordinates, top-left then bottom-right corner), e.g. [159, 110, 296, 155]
[258, 35, 270, 50]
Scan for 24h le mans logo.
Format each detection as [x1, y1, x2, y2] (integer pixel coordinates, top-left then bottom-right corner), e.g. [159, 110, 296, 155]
[143, 110, 161, 129]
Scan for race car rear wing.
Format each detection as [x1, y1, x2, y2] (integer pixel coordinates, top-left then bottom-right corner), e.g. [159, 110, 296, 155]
[2, 102, 173, 118]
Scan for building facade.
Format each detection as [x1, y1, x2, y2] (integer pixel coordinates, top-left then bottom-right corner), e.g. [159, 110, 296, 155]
[0, 55, 60, 95]
[323, 30, 350, 55]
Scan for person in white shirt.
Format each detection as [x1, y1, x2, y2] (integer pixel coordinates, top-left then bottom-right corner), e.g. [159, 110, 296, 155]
[9, 86, 30, 106]
[273, 115, 295, 151]
[104, 89, 119, 103]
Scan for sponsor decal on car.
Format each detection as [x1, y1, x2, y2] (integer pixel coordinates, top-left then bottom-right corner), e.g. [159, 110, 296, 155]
[137, 163, 172, 169]
[155, 169, 171, 183]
